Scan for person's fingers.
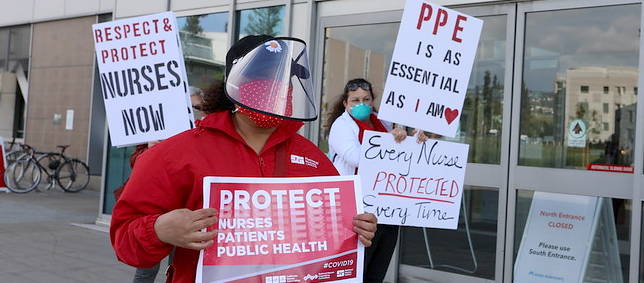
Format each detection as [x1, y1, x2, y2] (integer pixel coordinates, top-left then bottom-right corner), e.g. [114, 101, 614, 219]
[352, 219, 377, 234]
[185, 239, 214, 250]
[354, 213, 377, 224]
[186, 230, 218, 242]
[358, 235, 372, 247]
[353, 225, 375, 241]
[191, 215, 218, 231]
[192, 208, 218, 220]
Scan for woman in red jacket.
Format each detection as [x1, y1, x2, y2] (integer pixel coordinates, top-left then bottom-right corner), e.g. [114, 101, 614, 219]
[110, 35, 377, 283]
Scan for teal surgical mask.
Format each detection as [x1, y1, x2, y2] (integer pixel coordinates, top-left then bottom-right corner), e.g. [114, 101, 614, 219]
[350, 103, 372, 121]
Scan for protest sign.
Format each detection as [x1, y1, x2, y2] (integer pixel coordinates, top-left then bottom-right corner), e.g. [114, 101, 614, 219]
[358, 130, 469, 229]
[198, 176, 364, 283]
[92, 12, 193, 147]
[514, 192, 600, 283]
[378, 0, 483, 137]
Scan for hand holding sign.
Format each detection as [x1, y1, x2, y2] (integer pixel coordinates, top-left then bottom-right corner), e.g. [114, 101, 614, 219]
[154, 208, 218, 250]
[378, 0, 483, 137]
[93, 12, 193, 147]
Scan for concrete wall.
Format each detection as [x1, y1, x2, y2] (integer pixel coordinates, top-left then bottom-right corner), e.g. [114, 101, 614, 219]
[25, 16, 97, 161]
[0, 0, 113, 26]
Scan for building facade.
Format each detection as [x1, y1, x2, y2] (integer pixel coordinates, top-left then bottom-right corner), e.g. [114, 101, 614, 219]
[1, 0, 644, 282]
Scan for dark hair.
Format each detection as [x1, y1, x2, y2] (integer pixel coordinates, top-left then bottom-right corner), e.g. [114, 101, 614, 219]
[325, 78, 375, 131]
[225, 34, 274, 78]
[200, 79, 235, 114]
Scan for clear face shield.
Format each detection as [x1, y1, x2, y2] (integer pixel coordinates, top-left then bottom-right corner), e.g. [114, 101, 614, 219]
[225, 38, 317, 121]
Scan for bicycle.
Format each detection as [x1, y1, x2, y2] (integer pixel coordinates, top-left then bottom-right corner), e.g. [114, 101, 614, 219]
[3, 137, 28, 165]
[5, 145, 90, 193]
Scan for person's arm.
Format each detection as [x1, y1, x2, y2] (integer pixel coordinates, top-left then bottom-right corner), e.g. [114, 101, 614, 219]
[110, 147, 216, 268]
[328, 118, 361, 168]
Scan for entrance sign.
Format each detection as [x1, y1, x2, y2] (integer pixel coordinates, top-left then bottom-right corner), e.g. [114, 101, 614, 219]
[198, 176, 364, 283]
[378, 0, 483, 137]
[567, 119, 587, 148]
[358, 130, 469, 229]
[514, 192, 599, 283]
[92, 12, 193, 147]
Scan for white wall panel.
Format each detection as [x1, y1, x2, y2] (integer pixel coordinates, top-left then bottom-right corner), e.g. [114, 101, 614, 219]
[291, 3, 309, 43]
[0, 0, 34, 26]
[65, 0, 100, 16]
[114, 0, 166, 18]
[317, 0, 500, 18]
[171, 0, 229, 12]
[100, 0, 115, 13]
[33, 0, 65, 21]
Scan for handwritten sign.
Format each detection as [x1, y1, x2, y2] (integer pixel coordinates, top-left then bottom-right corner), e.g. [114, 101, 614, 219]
[378, 0, 483, 137]
[198, 176, 364, 283]
[358, 130, 469, 229]
[92, 12, 193, 147]
[514, 192, 599, 282]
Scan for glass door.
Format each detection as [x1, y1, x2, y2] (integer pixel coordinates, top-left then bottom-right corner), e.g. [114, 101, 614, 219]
[507, 1, 641, 282]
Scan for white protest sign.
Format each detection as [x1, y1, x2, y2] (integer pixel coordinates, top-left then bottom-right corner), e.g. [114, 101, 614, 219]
[378, 0, 483, 137]
[358, 130, 469, 229]
[93, 12, 193, 147]
[514, 192, 599, 283]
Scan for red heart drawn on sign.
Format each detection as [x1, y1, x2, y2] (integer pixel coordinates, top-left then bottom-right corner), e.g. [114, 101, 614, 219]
[444, 108, 459, 124]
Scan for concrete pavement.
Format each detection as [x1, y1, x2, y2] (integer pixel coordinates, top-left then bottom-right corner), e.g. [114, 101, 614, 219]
[0, 188, 166, 283]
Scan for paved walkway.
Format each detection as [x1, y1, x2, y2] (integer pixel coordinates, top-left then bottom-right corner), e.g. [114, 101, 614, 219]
[0, 189, 165, 283]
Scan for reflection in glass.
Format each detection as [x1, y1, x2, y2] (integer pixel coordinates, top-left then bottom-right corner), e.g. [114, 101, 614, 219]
[519, 5, 640, 169]
[319, 15, 506, 165]
[236, 6, 285, 41]
[399, 186, 498, 280]
[448, 15, 506, 164]
[177, 12, 229, 88]
[318, 23, 399, 153]
[0, 25, 30, 139]
[514, 190, 630, 282]
[641, 205, 644, 283]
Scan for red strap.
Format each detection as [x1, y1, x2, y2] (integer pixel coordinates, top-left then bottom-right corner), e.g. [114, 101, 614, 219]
[353, 114, 388, 143]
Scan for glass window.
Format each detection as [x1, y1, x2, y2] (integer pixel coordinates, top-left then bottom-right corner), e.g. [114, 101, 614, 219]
[178, 12, 229, 88]
[519, 5, 640, 169]
[603, 103, 609, 113]
[102, 136, 135, 214]
[0, 29, 7, 70]
[319, 15, 507, 165]
[640, 205, 644, 283]
[235, 6, 285, 41]
[0, 25, 30, 139]
[451, 15, 507, 164]
[581, 85, 589, 93]
[604, 86, 610, 94]
[514, 190, 630, 282]
[8, 25, 30, 75]
[318, 22, 399, 153]
[399, 186, 499, 280]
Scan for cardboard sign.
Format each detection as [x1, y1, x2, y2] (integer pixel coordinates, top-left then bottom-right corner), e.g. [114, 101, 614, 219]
[358, 130, 469, 229]
[92, 12, 193, 147]
[198, 176, 364, 283]
[378, 0, 483, 137]
[514, 192, 599, 283]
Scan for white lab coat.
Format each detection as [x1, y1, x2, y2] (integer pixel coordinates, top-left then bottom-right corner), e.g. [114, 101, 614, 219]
[328, 111, 392, 175]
